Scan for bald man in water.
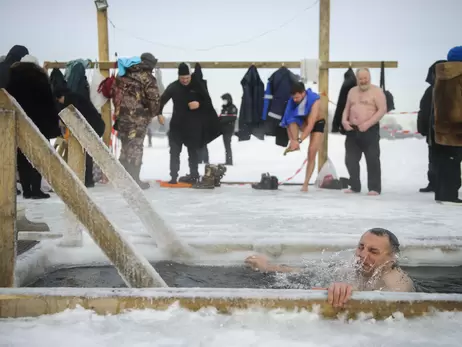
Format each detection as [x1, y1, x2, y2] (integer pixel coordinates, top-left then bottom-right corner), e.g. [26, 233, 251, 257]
[245, 228, 415, 308]
[342, 69, 387, 196]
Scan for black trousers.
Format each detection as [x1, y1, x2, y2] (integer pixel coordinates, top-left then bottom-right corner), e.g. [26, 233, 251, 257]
[85, 153, 94, 186]
[198, 146, 209, 164]
[345, 124, 381, 193]
[427, 145, 436, 188]
[222, 123, 234, 164]
[433, 144, 462, 202]
[17, 150, 42, 194]
[169, 134, 199, 179]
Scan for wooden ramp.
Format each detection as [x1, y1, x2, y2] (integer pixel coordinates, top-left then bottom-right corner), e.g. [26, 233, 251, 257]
[1, 288, 462, 320]
[59, 106, 192, 257]
[0, 89, 166, 288]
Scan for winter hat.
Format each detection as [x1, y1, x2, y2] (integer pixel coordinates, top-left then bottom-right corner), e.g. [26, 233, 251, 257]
[447, 46, 462, 62]
[20, 54, 40, 66]
[140, 52, 158, 70]
[178, 62, 191, 76]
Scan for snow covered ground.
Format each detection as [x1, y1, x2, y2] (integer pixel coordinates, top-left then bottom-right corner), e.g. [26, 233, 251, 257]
[2, 305, 462, 346]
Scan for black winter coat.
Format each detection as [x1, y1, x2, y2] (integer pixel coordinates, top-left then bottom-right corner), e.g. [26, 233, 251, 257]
[332, 68, 357, 134]
[7, 62, 61, 139]
[0, 45, 29, 88]
[238, 65, 265, 141]
[159, 66, 221, 149]
[60, 92, 106, 137]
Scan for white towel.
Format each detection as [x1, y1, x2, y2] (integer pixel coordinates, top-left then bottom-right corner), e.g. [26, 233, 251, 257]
[300, 59, 320, 84]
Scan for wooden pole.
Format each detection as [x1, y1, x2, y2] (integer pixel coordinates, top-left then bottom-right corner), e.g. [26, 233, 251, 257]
[318, 0, 330, 170]
[3, 90, 167, 288]
[60, 133, 86, 247]
[0, 89, 17, 287]
[96, 7, 112, 147]
[1, 287, 462, 320]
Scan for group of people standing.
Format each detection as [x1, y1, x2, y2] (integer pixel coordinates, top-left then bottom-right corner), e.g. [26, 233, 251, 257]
[0, 45, 104, 198]
[112, 58, 238, 189]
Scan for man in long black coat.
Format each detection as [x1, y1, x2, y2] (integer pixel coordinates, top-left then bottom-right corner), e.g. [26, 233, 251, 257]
[158, 63, 221, 184]
[7, 59, 61, 199]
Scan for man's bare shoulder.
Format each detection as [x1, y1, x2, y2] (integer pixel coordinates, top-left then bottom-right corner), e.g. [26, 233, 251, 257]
[370, 84, 385, 94]
[349, 86, 360, 93]
[382, 268, 415, 292]
[347, 86, 359, 98]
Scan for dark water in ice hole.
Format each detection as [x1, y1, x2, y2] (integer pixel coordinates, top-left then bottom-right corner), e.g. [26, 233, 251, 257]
[28, 262, 462, 294]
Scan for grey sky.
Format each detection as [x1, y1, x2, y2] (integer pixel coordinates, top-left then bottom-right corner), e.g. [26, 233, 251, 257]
[1, 0, 461, 114]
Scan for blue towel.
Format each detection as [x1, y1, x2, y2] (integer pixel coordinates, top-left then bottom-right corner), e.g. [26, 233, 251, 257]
[117, 57, 141, 77]
[447, 46, 462, 62]
[280, 88, 320, 128]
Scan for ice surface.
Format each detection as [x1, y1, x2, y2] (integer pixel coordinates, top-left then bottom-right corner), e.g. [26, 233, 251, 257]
[1, 305, 462, 347]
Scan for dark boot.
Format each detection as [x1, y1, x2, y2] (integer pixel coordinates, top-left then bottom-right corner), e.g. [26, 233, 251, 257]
[192, 165, 215, 189]
[252, 173, 278, 190]
[419, 185, 434, 193]
[125, 161, 150, 190]
[206, 164, 227, 187]
[270, 175, 279, 189]
[179, 174, 199, 184]
[31, 191, 51, 199]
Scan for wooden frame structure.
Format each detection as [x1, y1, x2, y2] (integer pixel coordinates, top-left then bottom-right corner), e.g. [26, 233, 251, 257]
[0, 89, 166, 288]
[1, 287, 462, 320]
[43, 0, 398, 170]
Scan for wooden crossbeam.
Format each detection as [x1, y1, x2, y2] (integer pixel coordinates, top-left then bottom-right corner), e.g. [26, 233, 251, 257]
[1, 288, 462, 320]
[43, 61, 398, 70]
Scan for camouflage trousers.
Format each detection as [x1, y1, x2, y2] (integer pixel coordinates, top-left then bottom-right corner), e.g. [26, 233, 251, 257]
[118, 122, 149, 167]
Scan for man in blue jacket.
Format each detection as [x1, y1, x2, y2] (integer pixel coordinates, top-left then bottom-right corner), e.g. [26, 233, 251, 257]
[280, 82, 324, 192]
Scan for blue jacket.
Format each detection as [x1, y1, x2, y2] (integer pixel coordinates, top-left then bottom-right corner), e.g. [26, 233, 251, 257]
[262, 67, 299, 121]
[280, 88, 320, 128]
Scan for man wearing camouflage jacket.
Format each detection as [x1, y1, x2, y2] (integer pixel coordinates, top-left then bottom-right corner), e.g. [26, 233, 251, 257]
[112, 53, 161, 189]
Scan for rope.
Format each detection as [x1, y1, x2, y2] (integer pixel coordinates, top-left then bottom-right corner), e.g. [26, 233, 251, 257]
[278, 157, 308, 185]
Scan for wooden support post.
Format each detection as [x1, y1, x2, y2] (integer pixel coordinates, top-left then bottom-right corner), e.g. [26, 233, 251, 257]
[60, 133, 85, 247]
[318, 0, 330, 170]
[2, 90, 166, 288]
[1, 288, 462, 320]
[96, 7, 112, 147]
[59, 106, 192, 257]
[0, 89, 17, 288]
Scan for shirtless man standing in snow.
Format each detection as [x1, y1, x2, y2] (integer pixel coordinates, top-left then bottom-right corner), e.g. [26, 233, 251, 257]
[342, 68, 387, 196]
[245, 228, 415, 308]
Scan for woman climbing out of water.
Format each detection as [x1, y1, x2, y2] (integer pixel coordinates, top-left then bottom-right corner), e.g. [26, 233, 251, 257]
[280, 82, 325, 192]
